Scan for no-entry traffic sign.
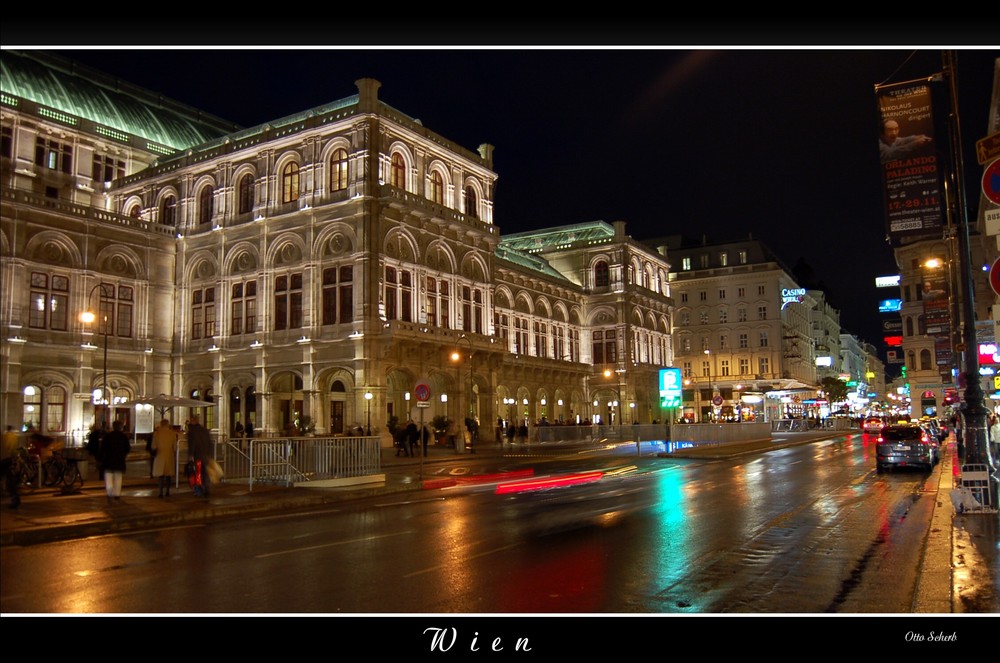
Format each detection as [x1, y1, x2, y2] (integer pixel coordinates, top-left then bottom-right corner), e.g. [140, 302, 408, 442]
[983, 158, 1000, 206]
[990, 256, 1000, 297]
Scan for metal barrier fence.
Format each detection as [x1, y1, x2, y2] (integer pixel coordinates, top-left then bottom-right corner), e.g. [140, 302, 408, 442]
[218, 436, 381, 491]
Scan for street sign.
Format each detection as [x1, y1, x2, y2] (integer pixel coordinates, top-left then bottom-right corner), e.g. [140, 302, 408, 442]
[977, 131, 1000, 165]
[984, 158, 1000, 206]
[414, 381, 431, 402]
[990, 256, 1000, 297]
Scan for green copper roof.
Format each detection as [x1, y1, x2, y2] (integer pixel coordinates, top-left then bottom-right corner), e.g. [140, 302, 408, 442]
[499, 221, 615, 253]
[1, 50, 238, 151]
[494, 245, 570, 282]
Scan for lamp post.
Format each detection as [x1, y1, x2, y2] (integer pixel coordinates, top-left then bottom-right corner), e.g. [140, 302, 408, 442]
[704, 349, 715, 422]
[458, 334, 474, 421]
[81, 283, 111, 430]
[364, 390, 373, 435]
[942, 49, 997, 510]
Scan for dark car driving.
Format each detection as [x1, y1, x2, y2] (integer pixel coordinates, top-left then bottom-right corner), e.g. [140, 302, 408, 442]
[876, 424, 938, 473]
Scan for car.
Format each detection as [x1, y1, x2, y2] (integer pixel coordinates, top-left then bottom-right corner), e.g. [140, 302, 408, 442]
[863, 417, 884, 433]
[876, 424, 938, 473]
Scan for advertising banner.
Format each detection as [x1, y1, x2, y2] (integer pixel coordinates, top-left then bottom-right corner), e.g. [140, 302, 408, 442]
[875, 80, 945, 243]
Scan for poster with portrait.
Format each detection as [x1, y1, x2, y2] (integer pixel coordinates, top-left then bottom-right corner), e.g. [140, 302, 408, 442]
[875, 80, 945, 243]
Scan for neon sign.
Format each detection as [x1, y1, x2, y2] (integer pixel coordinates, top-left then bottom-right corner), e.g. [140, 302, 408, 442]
[781, 288, 806, 309]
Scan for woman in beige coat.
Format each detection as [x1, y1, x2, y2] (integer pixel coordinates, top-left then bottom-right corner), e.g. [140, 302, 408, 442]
[151, 419, 178, 497]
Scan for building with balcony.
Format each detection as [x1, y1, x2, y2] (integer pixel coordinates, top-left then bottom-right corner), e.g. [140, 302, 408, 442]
[1, 50, 674, 443]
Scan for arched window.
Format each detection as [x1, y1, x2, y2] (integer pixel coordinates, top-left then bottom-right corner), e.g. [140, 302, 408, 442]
[390, 153, 406, 189]
[429, 170, 444, 205]
[465, 186, 478, 218]
[238, 173, 254, 214]
[905, 316, 914, 337]
[161, 195, 176, 227]
[127, 204, 141, 219]
[919, 349, 932, 371]
[330, 148, 348, 192]
[282, 162, 300, 203]
[594, 261, 610, 288]
[198, 186, 214, 225]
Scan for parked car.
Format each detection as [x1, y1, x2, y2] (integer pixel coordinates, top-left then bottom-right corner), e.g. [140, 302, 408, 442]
[876, 424, 938, 473]
[862, 417, 884, 433]
[917, 417, 947, 444]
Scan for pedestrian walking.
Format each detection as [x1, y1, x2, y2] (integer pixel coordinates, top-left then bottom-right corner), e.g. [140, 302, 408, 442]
[405, 420, 419, 457]
[517, 420, 528, 445]
[506, 422, 515, 446]
[187, 414, 213, 497]
[101, 420, 131, 503]
[245, 419, 254, 440]
[86, 423, 104, 480]
[152, 418, 178, 497]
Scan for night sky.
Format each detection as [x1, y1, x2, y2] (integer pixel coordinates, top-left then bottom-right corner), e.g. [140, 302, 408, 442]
[5, 24, 998, 371]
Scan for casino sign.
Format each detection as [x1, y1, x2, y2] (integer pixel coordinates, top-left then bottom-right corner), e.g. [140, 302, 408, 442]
[781, 288, 806, 310]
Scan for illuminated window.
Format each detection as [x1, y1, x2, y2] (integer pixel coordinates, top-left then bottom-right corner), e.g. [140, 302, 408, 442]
[426, 277, 450, 328]
[238, 174, 254, 214]
[429, 170, 444, 205]
[28, 272, 69, 331]
[84, 282, 132, 338]
[282, 162, 300, 203]
[274, 273, 303, 330]
[681, 257, 691, 271]
[514, 316, 529, 354]
[739, 251, 748, 264]
[35, 137, 71, 173]
[391, 153, 406, 188]
[191, 287, 216, 339]
[230, 280, 257, 335]
[719, 252, 728, 266]
[330, 148, 348, 192]
[534, 321, 549, 358]
[383, 266, 412, 323]
[494, 312, 510, 350]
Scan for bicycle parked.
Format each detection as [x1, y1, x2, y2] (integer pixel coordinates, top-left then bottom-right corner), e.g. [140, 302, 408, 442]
[9, 446, 39, 494]
[41, 449, 84, 488]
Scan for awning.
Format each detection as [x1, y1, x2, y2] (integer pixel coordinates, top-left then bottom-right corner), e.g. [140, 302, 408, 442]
[133, 394, 215, 418]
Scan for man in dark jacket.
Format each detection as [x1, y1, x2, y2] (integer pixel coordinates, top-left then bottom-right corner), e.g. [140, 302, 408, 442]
[101, 420, 131, 503]
[187, 414, 213, 497]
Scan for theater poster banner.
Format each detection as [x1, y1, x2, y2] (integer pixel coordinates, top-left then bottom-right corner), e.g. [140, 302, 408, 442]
[875, 80, 944, 243]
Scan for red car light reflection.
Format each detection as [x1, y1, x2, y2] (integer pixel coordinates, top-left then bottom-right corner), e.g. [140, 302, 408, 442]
[495, 470, 604, 495]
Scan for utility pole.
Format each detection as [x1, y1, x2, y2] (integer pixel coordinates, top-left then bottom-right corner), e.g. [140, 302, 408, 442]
[943, 49, 999, 511]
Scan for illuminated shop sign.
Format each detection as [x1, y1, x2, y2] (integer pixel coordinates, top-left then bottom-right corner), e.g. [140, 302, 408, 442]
[875, 275, 901, 288]
[879, 299, 903, 313]
[978, 342, 1000, 365]
[780, 288, 806, 309]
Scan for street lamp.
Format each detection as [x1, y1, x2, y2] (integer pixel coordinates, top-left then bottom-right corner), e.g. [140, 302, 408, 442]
[81, 283, 112, 430]
[458, 334, 474, 421]
[364, 390, 373, 435]
[704, 349, 716, 422]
